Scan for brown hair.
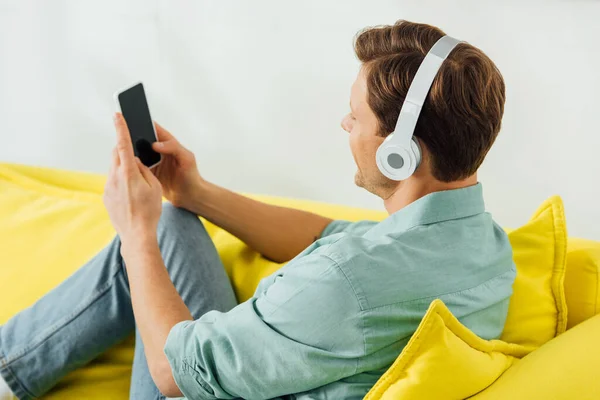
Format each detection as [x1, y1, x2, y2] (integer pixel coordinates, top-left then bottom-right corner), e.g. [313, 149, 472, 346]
[354, 20, 505, 182]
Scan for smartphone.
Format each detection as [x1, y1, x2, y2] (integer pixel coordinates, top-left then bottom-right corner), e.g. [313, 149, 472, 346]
[114, 82, 162, 169]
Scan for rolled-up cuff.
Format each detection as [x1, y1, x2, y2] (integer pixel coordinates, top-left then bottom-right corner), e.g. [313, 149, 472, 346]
[163, 321, 218, 400]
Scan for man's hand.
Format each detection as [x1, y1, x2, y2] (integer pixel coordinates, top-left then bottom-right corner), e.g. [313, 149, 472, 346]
[150, 122, 205, 210]
[103, 113, 163, 247]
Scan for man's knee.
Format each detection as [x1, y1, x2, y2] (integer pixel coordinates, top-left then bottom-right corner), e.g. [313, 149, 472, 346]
[157, 202, 207, 238]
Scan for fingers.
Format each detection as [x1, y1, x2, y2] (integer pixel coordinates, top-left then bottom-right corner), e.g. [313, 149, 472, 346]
[151, 139, 181, 156]
[112, 147, 120, 167]
[112, 147, 121, 168]
[154, 121, 176, 142]
[108, 147, 119, 176]
[136, 157, 159, 187]
[152, 121, 189, 159]
[113, 113, 137, 176]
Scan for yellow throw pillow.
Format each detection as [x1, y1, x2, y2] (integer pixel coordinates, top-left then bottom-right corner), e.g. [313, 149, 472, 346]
[501, 196, 568, 348]
[471, 313, 600, 400]
[564, 238, 600, 329]
[364, 299, 530, 400]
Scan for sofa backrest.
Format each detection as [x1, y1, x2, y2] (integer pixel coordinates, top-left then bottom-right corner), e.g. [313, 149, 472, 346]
[564, 237, 600, 329]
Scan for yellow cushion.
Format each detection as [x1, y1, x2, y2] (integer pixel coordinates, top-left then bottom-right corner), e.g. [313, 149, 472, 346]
[0, 163, 131, 399]
[501, 196, 568, 348]
[564, 238, 600, 329]
[471, 312, 600, 400]
[364, 299, 530, 400]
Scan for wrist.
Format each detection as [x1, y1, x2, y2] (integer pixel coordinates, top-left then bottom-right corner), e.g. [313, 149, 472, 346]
[185, 178, 216, 215]
[120, 230, 159, 258]
[193, 176, 211, 198]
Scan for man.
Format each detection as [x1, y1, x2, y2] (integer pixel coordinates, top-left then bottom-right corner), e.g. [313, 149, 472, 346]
[0, 20, 515, 400]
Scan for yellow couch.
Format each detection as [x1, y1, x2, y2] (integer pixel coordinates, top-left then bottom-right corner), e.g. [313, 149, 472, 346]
[1, 162, 599, 399]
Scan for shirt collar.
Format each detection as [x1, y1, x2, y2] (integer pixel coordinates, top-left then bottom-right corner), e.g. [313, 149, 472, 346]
[364, 183, 486, 238]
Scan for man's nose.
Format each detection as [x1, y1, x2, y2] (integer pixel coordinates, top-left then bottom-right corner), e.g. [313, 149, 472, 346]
[341, 115, 351, 133]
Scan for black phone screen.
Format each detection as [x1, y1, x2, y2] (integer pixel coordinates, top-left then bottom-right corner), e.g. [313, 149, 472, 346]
[118, 83, 161, 167]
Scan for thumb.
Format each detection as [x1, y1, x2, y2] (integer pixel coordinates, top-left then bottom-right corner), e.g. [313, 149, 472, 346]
[152, 139, 181, 156]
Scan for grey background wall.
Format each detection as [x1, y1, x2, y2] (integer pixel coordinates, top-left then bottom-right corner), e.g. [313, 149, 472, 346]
[1, 0, 599, 238]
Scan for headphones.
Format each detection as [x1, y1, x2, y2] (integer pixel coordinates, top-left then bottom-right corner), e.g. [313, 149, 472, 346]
[376, 35, 462, 181]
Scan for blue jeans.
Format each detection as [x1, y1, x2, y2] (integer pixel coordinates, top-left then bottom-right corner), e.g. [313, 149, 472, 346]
[0, 203, 239, 400]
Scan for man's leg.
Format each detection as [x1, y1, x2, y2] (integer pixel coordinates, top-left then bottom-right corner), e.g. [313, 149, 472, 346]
[127, 204, 239, 400]
[0, 203, 238, 400]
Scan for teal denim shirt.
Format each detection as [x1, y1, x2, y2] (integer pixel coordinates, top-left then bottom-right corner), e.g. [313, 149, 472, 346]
[164, 183, 516, 399]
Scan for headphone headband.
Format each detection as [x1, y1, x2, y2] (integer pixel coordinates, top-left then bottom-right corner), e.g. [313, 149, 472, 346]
[392, 35, 462, 146]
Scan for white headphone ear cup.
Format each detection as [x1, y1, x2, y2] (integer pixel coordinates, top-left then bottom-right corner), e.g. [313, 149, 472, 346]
[376, 142, 414, 181]
[410, 138, 422, 170]
[375, 137, 422, 181]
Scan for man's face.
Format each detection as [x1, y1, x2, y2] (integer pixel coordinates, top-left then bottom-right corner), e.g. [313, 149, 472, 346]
[341, 68, 397, 197]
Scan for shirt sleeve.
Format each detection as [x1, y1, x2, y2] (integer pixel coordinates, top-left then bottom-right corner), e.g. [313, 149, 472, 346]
[320, 220, 378, 238]
[163, 253, 364, 400]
